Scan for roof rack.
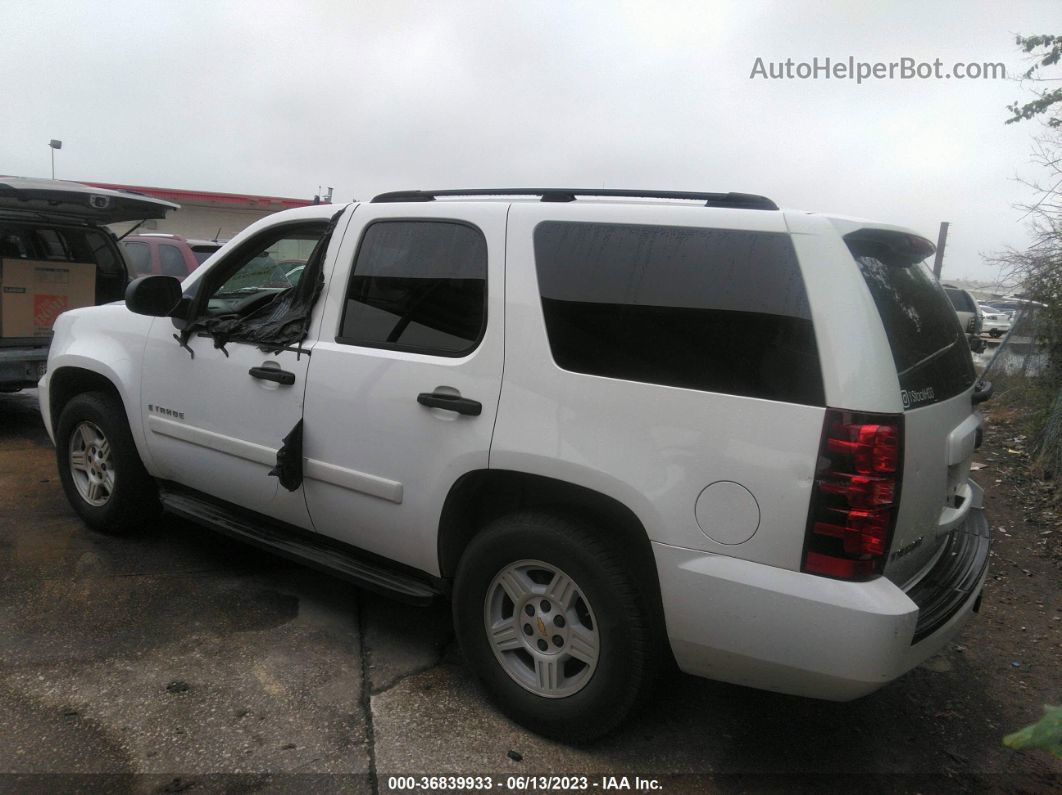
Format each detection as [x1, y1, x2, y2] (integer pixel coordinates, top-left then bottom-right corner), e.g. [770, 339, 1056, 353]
[370, 188, 778, 210]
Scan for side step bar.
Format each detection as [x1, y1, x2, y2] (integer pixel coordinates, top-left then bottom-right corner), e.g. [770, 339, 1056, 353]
[159, 488, 439, 605]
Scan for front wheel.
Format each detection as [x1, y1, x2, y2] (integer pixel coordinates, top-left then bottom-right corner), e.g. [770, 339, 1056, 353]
[55, 391, 159, 534]
[453, 512, 659, 742]
[989, 329, 1003, 338]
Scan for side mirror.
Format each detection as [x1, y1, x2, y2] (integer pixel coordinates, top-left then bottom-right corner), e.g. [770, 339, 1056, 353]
[125, 275, 182, 317]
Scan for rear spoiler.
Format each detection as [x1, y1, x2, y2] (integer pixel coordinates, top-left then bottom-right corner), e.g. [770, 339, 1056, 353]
[843, 229, 936, 265]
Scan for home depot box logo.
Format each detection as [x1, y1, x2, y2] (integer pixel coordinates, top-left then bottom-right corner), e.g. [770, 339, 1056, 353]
[35, 293, 69, 330]
[0, 259, 95, 337]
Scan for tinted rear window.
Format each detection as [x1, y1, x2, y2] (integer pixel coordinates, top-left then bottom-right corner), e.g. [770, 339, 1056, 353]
[533, 221, 824, 406]
[192, 246, 219, 264]
[852, 253, 975, 407]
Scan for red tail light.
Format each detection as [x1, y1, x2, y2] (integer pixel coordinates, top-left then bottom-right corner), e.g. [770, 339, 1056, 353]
[802, 409, 903, 581]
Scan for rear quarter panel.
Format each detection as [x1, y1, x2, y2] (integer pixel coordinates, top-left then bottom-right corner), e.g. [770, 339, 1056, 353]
[492, 203, 826, 570]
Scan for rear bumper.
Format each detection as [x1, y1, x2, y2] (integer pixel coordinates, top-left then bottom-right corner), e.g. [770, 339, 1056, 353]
[0, 346, 48, 390]
[654, 501, 990, 701]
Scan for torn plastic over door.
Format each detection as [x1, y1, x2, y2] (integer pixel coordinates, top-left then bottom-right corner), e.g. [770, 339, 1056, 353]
[175, 206, 345, 354]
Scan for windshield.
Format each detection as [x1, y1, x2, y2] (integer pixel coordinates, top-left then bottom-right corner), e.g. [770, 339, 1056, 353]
[851, 250, 976, 408]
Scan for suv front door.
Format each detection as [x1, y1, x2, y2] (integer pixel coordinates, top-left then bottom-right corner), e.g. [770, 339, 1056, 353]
[302, 202, 507, 574]
[139, 214, 341, 528]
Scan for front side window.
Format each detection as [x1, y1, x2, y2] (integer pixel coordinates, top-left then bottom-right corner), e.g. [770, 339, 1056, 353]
[533, 221, 824, 405]
[204, 225, 326, 317]
[338, 220, 487, 356]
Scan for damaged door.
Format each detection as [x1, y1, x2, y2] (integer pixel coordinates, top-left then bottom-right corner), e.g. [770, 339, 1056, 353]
[139, 211, 347, 528]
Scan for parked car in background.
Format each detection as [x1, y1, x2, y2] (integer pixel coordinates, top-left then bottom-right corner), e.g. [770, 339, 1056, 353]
[279, 258, 307, 275]
[0, 177, 176, 392]
[121, 233, 223, 279]
[943, 285, 985, 352]
[978, 304, 1012, 338]
[981, 298, 1048, 321]
[41, 188, 991, 741]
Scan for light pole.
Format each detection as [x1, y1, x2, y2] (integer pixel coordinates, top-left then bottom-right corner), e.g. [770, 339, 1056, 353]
[48, 139, 62, 179]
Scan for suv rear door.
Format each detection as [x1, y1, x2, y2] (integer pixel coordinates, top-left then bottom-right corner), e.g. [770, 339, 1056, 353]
[846, 234, 982, 586]
[301, 202, 507, 576]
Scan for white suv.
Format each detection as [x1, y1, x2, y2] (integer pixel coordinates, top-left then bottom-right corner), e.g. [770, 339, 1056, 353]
[39, 188, 991, 741]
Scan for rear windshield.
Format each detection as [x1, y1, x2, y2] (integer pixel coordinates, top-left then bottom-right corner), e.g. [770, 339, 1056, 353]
[192, 245, 220, 264]
[944, 287, 975, 312]
[851, 249, 975, 408]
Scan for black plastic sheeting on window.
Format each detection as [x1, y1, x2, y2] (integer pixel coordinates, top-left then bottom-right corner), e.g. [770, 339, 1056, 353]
[175, 207, 345, 356]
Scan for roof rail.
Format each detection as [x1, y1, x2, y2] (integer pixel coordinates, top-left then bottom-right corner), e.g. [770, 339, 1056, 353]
[370, 188, 778, 210]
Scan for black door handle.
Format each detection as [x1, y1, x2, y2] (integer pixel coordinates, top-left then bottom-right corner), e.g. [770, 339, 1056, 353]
[417, 392, 482, 416]
[249, 366, 296, 386]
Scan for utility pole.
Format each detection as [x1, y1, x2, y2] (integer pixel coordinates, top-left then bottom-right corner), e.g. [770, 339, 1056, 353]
[932, 221, 949, 280]
[48, 139, 62, 179]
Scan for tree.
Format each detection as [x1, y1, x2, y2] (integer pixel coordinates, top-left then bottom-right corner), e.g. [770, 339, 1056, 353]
[1006, 34, 1062, 127]
[990, 35, 1062, 477]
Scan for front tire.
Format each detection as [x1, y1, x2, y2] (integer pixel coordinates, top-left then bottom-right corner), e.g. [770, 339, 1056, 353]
[989, 329, 1003, 338]
[55, 391, 159, 534]
[453, 512, 659, 742]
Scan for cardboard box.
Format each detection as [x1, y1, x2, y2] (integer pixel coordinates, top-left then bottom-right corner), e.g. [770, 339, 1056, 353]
[0, 259, 96, 338]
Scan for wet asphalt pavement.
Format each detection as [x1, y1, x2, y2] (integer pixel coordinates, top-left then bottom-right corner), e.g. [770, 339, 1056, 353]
[0, 390, 1057, 793]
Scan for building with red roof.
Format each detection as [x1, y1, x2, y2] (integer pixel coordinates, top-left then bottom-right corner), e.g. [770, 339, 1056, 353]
[83, 182, 324, 241]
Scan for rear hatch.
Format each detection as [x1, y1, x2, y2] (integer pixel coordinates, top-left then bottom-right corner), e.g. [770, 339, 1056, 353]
[846, 232, 980, 587]
[1, 178, 178, 347]
[0, 177, 178, 225]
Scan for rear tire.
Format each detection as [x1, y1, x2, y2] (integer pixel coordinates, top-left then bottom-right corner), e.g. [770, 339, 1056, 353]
[453, 512, 659, 742]
[56, 391, 159, 534]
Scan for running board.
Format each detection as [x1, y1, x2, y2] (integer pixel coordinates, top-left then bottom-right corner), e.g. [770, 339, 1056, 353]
[159, 488, 439, 605]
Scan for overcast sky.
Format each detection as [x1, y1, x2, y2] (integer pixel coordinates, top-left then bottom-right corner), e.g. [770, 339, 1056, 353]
[4, 0, 1057, 281]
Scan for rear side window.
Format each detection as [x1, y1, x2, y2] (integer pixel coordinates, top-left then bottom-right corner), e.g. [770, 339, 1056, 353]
[159, 244, 187, 278]
[852, 252, 975, 407]
[944, 287, 975, 312]
[338, 221, 487, 356]
[533, 221, 824, 406]
[123, 241, 151, 275]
